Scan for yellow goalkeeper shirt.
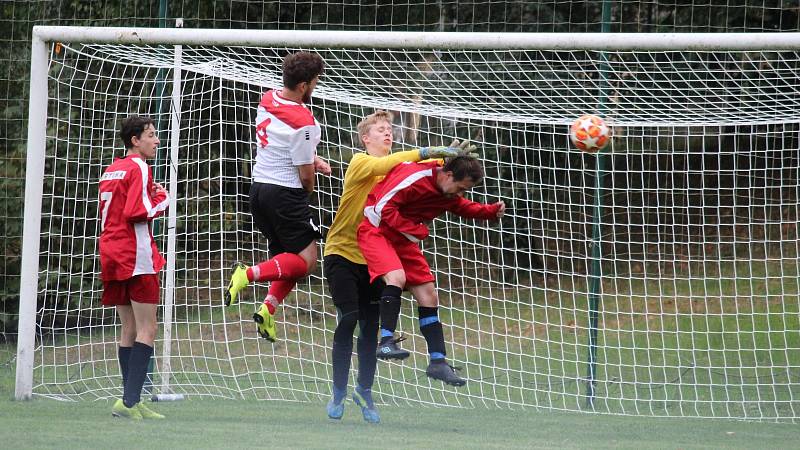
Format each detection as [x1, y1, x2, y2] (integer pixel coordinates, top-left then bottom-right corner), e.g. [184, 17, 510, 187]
[324, 149, 421, 264]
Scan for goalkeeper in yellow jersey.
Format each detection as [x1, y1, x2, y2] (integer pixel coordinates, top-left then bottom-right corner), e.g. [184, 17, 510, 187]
[323, 110, 474, 423]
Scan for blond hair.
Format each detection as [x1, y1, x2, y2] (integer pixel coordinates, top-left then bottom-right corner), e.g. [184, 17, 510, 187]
[356, 110, 394, 148]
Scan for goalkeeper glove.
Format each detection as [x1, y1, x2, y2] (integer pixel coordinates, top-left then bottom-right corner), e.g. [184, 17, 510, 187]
[418, 139, 479, 159]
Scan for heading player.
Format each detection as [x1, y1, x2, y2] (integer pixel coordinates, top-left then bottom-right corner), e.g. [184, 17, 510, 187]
[225, 51, 330, 342]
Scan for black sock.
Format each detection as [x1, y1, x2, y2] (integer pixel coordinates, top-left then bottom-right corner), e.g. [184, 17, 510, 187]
[379, 285, 403, 338]
[356, 314, 379, 390]
[418, 306, 446, 361]
[118, 346, 132, 387]
[123, 341, 153, 408]
[332, 308, 357, 393]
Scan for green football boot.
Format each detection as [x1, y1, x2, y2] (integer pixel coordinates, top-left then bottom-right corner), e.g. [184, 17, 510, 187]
[111, 399, 143, 420]
[136, 402, 165, 420]
[224, 263, 249, 307]
[253, 303, 277, 342]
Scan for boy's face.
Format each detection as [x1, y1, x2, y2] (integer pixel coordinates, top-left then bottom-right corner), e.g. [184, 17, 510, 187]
[131, 124, 160, 159]
[362, 119, 393, 156]
[437, 171, 476, 198]
[301, 76, 320, 103]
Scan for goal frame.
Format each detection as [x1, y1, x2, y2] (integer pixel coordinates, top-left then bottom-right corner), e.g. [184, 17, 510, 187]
[16, 25, 800, 401]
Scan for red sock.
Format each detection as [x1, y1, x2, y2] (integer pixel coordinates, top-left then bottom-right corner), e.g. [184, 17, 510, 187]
[264, 279, 298, 314]
[247, 253, 308, 282]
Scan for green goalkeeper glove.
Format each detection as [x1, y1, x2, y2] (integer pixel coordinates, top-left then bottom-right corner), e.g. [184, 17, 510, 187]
[419, 139, 479, 159]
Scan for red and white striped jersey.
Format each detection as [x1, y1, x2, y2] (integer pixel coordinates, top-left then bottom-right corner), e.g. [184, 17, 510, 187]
[252, 89, 321, 188]
[362, 161, 501, 243]
[98, 154, 169, 281]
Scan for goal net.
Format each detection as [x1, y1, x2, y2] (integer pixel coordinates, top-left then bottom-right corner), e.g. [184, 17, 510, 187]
[17, 27, 800, 421]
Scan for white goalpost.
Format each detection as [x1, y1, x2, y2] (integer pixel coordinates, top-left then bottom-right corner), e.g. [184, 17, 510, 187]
[17, 26, 800, 421]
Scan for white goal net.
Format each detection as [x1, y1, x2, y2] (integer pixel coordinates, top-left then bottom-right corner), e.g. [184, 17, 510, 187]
[17, 28, 800, 421]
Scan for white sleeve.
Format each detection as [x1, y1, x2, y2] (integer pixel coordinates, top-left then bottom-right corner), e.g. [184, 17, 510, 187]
[289, 124, 320, 166]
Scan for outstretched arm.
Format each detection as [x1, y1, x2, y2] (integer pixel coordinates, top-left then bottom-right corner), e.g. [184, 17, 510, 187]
[448, 197, 505, 221]
[419, 140, 479, 159]
[348, 140, 479, 183]
[349, 150, 421, 182]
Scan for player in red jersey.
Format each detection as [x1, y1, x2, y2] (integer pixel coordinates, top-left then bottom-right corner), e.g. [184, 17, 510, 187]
[224, 52, 331, 342]
[99, 116, 170, 419]
[357, 155, 505, 386]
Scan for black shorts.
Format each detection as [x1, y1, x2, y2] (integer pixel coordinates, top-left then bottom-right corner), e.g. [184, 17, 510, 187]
[323, 254, 384, 316]
[250, 182, 322, 256]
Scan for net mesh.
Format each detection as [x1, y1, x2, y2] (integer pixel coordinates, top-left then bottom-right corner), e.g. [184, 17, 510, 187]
[25, 40, 800, 420]
[4, 0, 800, 358]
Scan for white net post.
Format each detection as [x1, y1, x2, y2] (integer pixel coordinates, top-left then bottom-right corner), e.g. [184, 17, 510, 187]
[14, 31, 49, 401]
[159, 36, 183, 397]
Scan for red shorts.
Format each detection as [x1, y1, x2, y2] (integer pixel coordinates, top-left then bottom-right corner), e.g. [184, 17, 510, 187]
[357, 223, 435, 286]
[101, 274, 161, 306]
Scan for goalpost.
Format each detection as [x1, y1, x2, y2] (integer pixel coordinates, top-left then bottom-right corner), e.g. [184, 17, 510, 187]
[17, 26, 800, 420]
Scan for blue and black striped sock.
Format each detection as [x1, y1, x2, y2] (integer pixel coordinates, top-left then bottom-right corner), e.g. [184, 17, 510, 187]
[418, 306, 445, 361]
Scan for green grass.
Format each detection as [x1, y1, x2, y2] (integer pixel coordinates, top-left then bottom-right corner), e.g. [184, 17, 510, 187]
[5, 256, 800, 446]
[0, 346, 796, 449]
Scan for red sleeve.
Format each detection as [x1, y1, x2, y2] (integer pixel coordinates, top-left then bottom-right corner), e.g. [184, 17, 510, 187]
[122, 161, 169, 222]
[380, 185, 430, 242]
[447, 197, 501, 220]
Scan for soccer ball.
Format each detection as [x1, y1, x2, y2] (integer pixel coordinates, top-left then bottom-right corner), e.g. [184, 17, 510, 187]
[569, 114, 610, 152]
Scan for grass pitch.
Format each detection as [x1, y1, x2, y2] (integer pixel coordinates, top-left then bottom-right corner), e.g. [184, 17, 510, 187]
[0, 344, 796, 449]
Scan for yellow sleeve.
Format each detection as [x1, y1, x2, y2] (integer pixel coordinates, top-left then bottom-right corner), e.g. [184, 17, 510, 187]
[346, 149, 422, 183]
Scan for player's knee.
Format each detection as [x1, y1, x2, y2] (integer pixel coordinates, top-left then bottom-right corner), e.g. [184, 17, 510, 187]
[384, 271, 406, 287]
[120, 327, 137, 346]
[334, 309, 358, 339]
[136, 323, 158, 346]
[417, 291, 439, 308]
[298, 242, 318, 274]
[305, 257, 317, 274]
[358, 317, 379, 340]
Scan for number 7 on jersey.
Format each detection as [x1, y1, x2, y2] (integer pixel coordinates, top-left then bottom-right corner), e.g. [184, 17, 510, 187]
[100, 191, 113, 231]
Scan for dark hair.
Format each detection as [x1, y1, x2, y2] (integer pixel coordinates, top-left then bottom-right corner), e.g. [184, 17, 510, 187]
[282, 52, 325, 89]
[442, 155, 484, 184]
[120, 116, 155, 149]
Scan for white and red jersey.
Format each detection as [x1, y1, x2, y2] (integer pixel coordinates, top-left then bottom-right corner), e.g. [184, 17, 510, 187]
[98, 154, 169, 281]
[362, 161, 501, 243]
[252, 89, 321, 188]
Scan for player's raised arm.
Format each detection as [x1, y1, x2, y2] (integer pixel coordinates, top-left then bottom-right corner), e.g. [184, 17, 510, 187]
[358, 138, 479, 179]
[356, 149, 420, 178]
[356, 139, 479, 181]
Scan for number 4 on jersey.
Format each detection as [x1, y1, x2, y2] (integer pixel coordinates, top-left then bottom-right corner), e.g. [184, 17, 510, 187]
[256, 118, 271, 147]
